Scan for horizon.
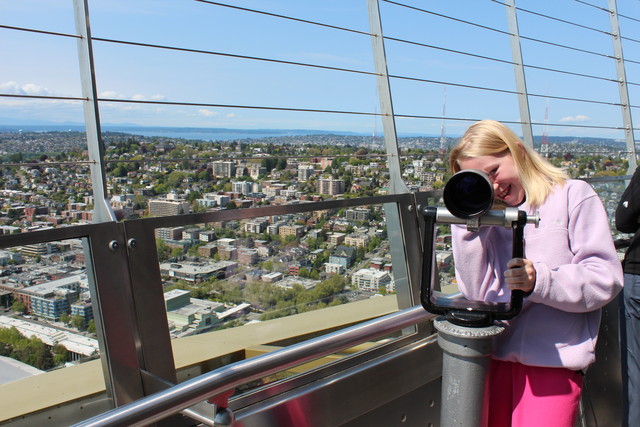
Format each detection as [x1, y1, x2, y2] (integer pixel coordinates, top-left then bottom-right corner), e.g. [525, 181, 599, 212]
[2, 1, 640, 141]
[0, 121, 629, 145]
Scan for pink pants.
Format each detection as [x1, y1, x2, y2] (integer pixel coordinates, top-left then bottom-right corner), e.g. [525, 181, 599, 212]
[484, 359, 583, 427]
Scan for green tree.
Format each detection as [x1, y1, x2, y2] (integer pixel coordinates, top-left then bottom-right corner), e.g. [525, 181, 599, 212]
[71, 315, 85, 330]
[6, 208, 21, 220]
[156, 239, 171, 261]
[11, 300, 25, 314]
[52, 344, 69, 365]
[298, 267, 310, 278]
[262, 260, 274, 271]
[171, 247, 183, 259]
[59, 313, 71, 324]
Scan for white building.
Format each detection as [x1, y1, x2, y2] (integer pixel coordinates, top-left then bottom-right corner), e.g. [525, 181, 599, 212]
[351, 268, 392, 292]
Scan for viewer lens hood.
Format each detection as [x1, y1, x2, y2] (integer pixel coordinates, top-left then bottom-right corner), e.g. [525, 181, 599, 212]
[443, 169, 494, 219]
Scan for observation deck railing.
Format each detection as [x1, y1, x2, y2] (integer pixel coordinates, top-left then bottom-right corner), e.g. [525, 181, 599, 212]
[0, 1, 637, 425]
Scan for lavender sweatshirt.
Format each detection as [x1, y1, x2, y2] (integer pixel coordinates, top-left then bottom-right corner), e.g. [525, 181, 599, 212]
[451, 179, 623, 371]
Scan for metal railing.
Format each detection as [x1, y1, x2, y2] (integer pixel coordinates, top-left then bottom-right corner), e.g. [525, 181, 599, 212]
[72, 305, 435, 427]
[0, 1, 637, 425]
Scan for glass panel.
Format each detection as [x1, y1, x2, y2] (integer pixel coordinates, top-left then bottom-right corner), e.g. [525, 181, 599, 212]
[0, 0, 90, 234]
[149, 197, 412, 391]
[0, 237, 100, 379]
[155, 202, 397, 334]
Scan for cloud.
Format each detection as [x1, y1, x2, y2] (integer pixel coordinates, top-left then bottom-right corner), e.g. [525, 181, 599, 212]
[99, 91, 167, 102]
[559, 115, 591, 123]
[198, 109, 218, 117]
[0, 81, 53, 96]
[100, 90, 127, 99]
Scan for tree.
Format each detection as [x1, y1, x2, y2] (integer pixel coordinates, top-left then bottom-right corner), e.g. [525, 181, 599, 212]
[59, 313, 71, 324]
[52, 344, 69, 365]
[11, 300, 25, 314]
[71, 315, 85, 330]
[298, 267, 310, 278]
[7, 208, 20, 220]
[87, 319, 96, 334]
[0, 327, 56, 370]
[171, 247, 183, 259]
[156, 239, 171, 261]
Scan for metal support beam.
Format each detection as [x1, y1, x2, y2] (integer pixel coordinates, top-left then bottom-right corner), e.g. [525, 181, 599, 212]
[368, 1, 414, 318]
[367, 0, 409, 195]
[73, 0, 116, 222]
[608, 0, 637, 173]
[82, 222, 146, 406]
[505, 0, 534, 148]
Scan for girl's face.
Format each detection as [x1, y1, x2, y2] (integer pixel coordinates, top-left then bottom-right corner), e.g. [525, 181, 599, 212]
[457, 151, 525, 207]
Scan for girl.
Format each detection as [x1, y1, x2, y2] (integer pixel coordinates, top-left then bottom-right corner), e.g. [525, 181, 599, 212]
[449, 120, 623, 426]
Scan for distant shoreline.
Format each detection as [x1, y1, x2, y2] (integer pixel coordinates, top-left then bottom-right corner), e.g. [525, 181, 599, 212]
[0, 124, 628, 147]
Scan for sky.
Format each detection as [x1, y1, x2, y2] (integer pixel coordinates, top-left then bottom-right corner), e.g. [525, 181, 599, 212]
[2, 0, 640, 140]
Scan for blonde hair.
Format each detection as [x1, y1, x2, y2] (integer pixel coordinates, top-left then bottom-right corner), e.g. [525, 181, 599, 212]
[449, 120, 567, 207]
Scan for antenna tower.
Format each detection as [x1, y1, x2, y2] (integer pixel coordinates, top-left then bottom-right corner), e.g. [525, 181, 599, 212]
[439, 88, 447, 154]
[541, 97, 549, 157]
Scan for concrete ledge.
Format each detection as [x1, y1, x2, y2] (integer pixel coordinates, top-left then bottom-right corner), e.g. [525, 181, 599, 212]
[0, 296, 399, 424]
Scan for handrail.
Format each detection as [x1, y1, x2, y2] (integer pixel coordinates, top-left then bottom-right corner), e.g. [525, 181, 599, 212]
[72, 305, 435, 427]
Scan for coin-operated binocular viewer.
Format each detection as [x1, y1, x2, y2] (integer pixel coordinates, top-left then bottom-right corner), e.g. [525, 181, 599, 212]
[420, 170, 539, 426]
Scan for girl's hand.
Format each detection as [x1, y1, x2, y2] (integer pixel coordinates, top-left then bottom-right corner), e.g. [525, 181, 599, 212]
[504, 258, 536, 293]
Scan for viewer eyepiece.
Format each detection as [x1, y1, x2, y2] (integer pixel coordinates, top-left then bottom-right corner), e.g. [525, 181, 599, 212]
[443, 169, 494, 219]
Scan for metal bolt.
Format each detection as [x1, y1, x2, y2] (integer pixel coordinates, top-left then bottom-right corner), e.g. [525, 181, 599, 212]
[127, 238, 138, 249]
[108, 240, 119, 251]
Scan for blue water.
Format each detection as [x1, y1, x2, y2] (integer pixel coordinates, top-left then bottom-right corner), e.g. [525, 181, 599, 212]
[122, 129, 317, 141]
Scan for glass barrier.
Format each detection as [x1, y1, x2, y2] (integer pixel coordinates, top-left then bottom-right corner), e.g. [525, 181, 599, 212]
[0, 236, 100, 381]
[145, 197, 418, 394]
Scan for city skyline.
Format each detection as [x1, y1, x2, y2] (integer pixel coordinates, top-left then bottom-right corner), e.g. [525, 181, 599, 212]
[2, 1, 640, 140]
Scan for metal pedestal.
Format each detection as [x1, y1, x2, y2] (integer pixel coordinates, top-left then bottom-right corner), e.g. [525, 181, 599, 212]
[434, 317, 505, 427]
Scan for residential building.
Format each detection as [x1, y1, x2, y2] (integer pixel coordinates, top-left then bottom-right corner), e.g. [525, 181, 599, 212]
[159, 260, 237, 282]
[155, 227, 185, 240]
[316, 178, 345, 196]
[148, 198, 190, 217]
[210, 161, 236, 178]
[345, 208, 370, 221]
[278, 224, 305, 238]
[344, 234, 370, 248]
[351, 268, 392, 292]
[298, 164, 315, 181]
